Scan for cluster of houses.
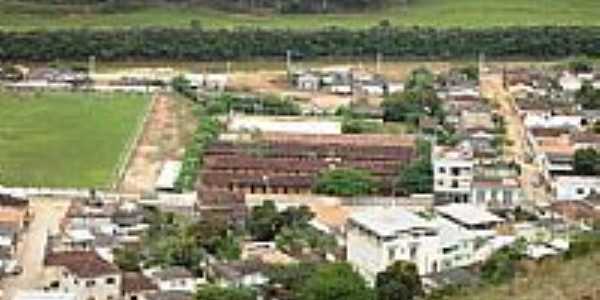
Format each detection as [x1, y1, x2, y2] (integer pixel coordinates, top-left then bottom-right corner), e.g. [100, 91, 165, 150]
[0, 66, 229, 94]
[290, 66, 404, 97]
[6, 65, 600, 300]
[503, 66, 600, 226]
[0, 193, 31, 276]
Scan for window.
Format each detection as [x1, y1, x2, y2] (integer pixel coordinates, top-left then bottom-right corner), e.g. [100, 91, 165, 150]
[437, 180, 444, 186]
[74, 279, 79, 285]
[106, 277, 116, 285]
[86, 280, 96, 288]
[107, 296, 114, 300]
[439, 167, 446, 174]
[576, 187, 585, 195]
[451, 180, 459, 188]
[130, 296, 138, 300]
[409, 245, 418, 260]
[388, 247, 396, 260]
[451, 167, 460, 176]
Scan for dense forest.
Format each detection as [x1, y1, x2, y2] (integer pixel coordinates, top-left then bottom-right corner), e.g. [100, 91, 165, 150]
[16, 0, 406, 13]
[1, 26, 600, 61]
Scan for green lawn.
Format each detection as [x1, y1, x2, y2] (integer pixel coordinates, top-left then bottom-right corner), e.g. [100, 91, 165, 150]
[1, 0, 600, 31]
[0, 91, 149, 188]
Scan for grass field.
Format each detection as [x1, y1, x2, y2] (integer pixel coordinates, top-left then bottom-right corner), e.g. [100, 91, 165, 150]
[0, 91, 149, 188]
[1, 0, 600, 31]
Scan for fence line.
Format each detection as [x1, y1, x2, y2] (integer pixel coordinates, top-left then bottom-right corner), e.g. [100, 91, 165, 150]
[110, 91, 159, 190]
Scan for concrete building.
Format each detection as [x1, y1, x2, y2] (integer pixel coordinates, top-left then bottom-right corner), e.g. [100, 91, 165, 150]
[554, 176, 600, 201]
[346, 207, 490, 284]
[433, 143, 475, 203]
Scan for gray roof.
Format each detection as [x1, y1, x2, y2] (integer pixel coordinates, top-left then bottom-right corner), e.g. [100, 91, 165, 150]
[153, 266, 193, 280]
[435, 204, 503, 226]
[350, 207, 433, 237]
[146, 291, 193, 300]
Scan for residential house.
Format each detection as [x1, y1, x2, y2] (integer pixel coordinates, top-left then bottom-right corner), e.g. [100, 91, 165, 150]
[209, 260, 269, 288]
[121, 272, 159, 300]
[42, 251, 121, 300]
[554, 176, 600, 201]
[146, 267, 200, 293]
[296, 73, 320, 91]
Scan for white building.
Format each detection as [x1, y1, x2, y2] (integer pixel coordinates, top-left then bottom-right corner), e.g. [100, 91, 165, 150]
[226, 115, 342, 135]
[43, 251, 121, 300]
[346, 207, 488, 284]
[471, 178, 522, 209]
[155, 160, 183, 192]
[433, 143, 475, 203]
[523, 113, 583, 130]
[146, 267, 203, 293]
[554, 176, 600, 201]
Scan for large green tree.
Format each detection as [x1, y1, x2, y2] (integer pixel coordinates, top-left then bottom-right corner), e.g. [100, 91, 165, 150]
[394, 139, 433, 195]
[376, 261, 423, 300]
[314, 168, 378, 197]
[573, 148, 600, 175]
[299, 263, 375, 300]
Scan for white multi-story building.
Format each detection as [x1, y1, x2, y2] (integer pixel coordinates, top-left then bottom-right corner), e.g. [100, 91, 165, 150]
[433, 143, 475, 203]
[346, 206, 493, 284]
[554, 176, 600, 201]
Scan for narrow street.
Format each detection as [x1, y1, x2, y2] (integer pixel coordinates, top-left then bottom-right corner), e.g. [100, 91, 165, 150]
[1, 198, 70, 300]
[480, 71, 550, 206]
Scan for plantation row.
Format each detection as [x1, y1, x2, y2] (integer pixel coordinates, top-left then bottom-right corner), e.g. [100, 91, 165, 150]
[2, 26, 600, 61]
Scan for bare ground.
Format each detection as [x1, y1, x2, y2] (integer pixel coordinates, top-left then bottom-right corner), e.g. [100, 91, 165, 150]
[118, 93, 197, 193]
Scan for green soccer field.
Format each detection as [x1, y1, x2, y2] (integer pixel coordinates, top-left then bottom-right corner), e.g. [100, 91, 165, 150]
[1, 0, 600, 31]
[0, 91, 149, 188]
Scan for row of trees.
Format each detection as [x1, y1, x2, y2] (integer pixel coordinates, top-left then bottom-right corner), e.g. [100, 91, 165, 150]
[5, 26, 600, 61]
[22, 0, 394, 13]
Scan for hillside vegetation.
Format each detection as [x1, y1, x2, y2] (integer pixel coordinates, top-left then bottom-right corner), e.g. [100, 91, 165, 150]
[1, 0, 600, 30]
[441, 252, 600, 300]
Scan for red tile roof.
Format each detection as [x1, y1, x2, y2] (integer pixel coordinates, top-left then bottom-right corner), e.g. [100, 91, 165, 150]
[45, 251, 119, 278]
[122, 272, 158, 294]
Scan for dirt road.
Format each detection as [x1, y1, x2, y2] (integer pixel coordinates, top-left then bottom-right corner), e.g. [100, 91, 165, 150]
[1, 198, 70, 300]
[118, 93, 197, 193]
[480, 72, 550, 205]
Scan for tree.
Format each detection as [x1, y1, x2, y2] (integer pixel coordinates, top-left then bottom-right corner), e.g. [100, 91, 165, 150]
[375, 261, 423, 300]
[314, 168, 378, 197]
[267, 263, 318, 295]
[381, 88, 442, 123]
[248, 200, 283, 241]
[394, 139, 433, 195]
[567, 56, 594, 74]
[276, 225, 337, 256]
[576, 82, 600, 110]
[480, 240, 526, 284]
[299, 263, 375, 300]
[195, 285, 256, 300]
[113, 246, 142, 272]
[573, 148, 600, 175]
[406, 67, 435, 91]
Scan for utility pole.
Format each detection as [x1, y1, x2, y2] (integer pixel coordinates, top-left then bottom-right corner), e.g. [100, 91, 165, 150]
[88, 55, 96, 77]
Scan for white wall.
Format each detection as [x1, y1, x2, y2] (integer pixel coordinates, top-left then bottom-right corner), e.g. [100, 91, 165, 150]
[554, 176, 600, 201]
[59, 270, 121, 300]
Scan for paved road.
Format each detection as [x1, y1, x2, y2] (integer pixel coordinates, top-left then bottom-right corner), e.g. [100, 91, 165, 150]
[1, 198, 69, 300]
[481, 72, 550, 206]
